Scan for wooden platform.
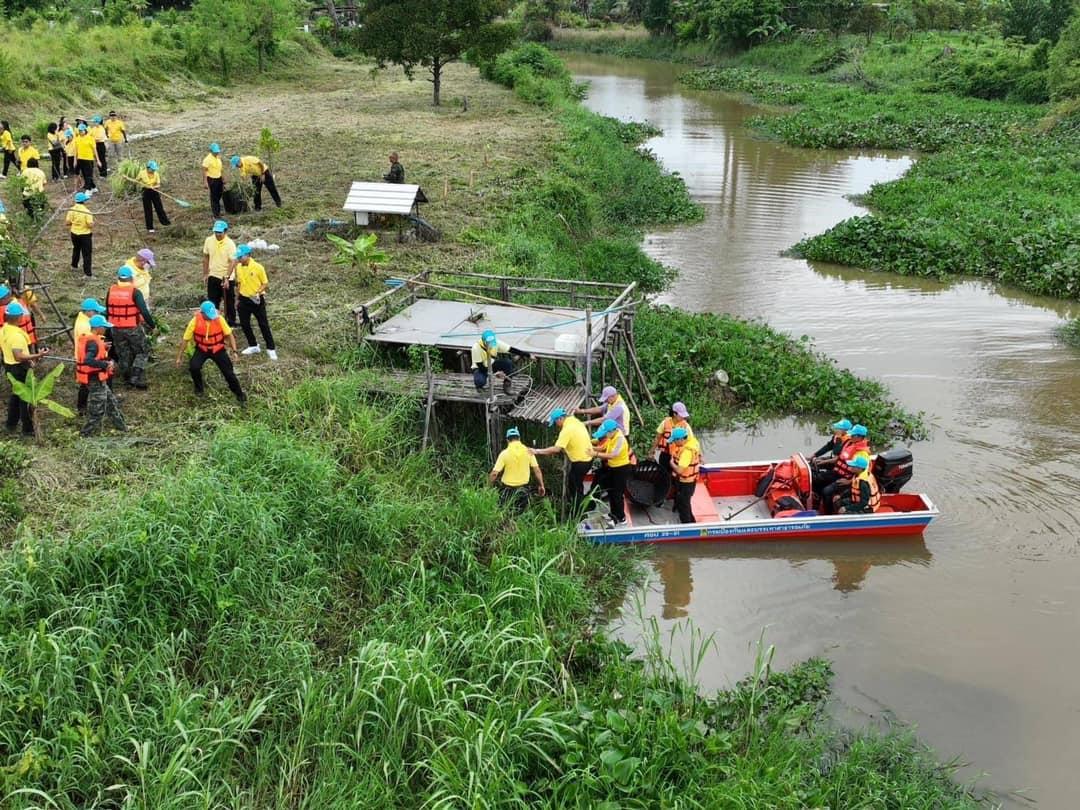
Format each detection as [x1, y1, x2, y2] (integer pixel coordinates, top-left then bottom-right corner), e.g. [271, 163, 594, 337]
[507, 385, 586, 423]
[359, 369, 532, 407]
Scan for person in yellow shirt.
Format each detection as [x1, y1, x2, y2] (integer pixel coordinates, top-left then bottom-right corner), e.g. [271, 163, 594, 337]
[202, 219, 237, 325]
[104, 110, 127, 165]
[667, 427, 702, 525]
[230, 154, 282, 211]
[531, 407, 593, 516]
[228, 243, 277, 360]
[136, 160, 171, 233]
[589, 418, 631, 527]
[46, 123, 64, 180]
[175, 301, 246, 405]
[202, 142, 225, 219]
[17, 135, 40, 172]
[62, 125, 77, 178]
[73, 297, 107, 414]
[123, 248, 156, 304]
[0, 121, 15, 178]
[489, 427, 545, 512]
[20, 159, 47, 220]
[73, 123, 101, 191]
[66, 191, 94, 277]
[2, 301, 50, 435]
[89, 115, 108, 177]
[651, 401, 692, 474]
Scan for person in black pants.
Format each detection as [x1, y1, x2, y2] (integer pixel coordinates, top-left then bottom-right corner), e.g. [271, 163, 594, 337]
[91, 116, 108, 177]
[176, 301, 246, 405]
[66, 191, 94, 277]
[230, 155, 282, 211]
[138, 161, 171, 233]
[230, 244, 278, 360]
[46, 123, 63, 180]
[0, 121, 16, 178]
[531, 408, 594, 518]
[202, 143, 225, 219]
[2, 302, 50, 435]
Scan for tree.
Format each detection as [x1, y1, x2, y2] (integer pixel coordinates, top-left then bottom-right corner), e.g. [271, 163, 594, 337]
[643, 0, 672, 34]
[357, 0, 515, 106]
[1048, 13, 1080, 99]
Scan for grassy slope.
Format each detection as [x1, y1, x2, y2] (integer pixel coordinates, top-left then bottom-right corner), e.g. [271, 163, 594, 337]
[0, 46, 971, 806]
[556, 28, 1080, 303]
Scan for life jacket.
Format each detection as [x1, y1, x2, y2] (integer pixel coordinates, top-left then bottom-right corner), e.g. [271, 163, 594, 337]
[670, 436, 701, 483]
[192, 312, 227, 354]
[835, 438, 870, 478]
[75, 333, 111, 384]
[107, 283, 141, 329]
[15, 310, 35, 348]
[656, 416, 689, 454]
[849, 470, 881, 512]
[602, 430, 631, 468]
[762, 454, 813, 516]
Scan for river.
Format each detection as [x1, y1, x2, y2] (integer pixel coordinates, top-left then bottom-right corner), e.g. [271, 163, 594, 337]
[567, 53, 1080, 806]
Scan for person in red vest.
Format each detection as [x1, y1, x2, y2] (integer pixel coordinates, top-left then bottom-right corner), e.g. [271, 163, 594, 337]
[175, 301, 246, 405]
[0, 284, 38, 350]
[76, 314, 125, 437]
[835, 455, 881, 514]
[819, 424, 871, 513]
[106, 265, 155, 389]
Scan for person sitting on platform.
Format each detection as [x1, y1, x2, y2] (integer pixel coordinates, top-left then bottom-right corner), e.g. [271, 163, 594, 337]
[471, 329, 529, 394]
[834, 455, 881, 514]
[489, 426, 545, 513]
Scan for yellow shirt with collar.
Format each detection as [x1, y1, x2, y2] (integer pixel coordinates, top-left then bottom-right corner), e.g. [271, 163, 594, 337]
[202, 153, 223, 179]
[238, 156, 266, 177]
[235, 259, 268, 299]
[66, 203, 94, 235]
[203, 234, 237, 280]
[555, 415, 592, 463]
[18, 145, 40, 170]
[492, 441, 539, 488]
[104, 118, 126, 143]
[0, 322, 30, 365]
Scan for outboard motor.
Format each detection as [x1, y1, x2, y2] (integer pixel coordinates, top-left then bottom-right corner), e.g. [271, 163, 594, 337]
[873, 447, 914, 494]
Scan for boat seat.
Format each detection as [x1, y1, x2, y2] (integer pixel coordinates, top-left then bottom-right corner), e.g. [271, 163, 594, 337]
[875, 506, 895, 513]
[691, 485, 720, 523]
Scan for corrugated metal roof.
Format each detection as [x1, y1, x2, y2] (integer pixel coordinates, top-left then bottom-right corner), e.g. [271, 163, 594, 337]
[343, 182, 422, 215]
[365, 299, 617, 360]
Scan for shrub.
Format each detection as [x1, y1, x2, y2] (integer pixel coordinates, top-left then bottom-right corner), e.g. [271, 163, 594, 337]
[1048, 15, 1080, 100]
[1010, 69, 1050, 102]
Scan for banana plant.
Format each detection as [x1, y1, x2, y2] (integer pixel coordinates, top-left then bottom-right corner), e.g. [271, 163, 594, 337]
[7, 364, 75, 440]
[325, 233, 389, 277]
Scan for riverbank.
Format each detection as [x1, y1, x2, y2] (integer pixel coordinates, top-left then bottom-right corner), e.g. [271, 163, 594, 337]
[555, 28, 1080, 304]
[0, 46, 973, 805]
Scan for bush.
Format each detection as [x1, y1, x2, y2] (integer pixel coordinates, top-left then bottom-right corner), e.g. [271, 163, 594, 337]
[1048, 15, 1080, 100]
[1010, 69, 1050, 102]
[521, 17, 554, 42]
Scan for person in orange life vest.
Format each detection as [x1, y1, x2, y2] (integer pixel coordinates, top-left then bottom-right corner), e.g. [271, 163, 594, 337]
[651, 400, 691, 475]
[835, 455, 881, 514]
[176, 301, 246, 405]
[590, 418, 632, 527]
[813, 417, 852, 461]
[576, 385, 631, 437]
[2, 301, 50, 435]
[667, 426, 702, 525]
[77, 315, 125, 437]
[0, 284, 38, 350]
[106, 266, 156, 389]
[821, 424, 871, 513]
[73, 297, 107, 414]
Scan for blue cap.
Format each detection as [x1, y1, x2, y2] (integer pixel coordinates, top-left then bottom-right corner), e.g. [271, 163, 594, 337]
[506, 427, 520, 439]
[831, 418, 853, 432]
[74, 191, 89, 203]
[0, 200, 5, 213]
[81, 297, 106, 313]
[669, 427, 689, 443]
[64, 128, 73, 137]
[849, 424, 868, 438]
[212, 219, 228, 233]
[5, 302, 26, 317]
[88, 314, 113, 329]
[234, 244, 253, 259]
[92, 115, 103, 124]
[78, 123, 87, 132]
[592, 418, 619, 441]
[230, 155, 241, 168]
[849, 455, 870, 470]
[546, 407, 568, 426]
[146, 160, 158, 171]
[209, 143, 221, 154]
[481, 329, 496, 346]
[200, 301, 218, 319]
[0, 285, 9, 298]
[117, 266, 134, 280]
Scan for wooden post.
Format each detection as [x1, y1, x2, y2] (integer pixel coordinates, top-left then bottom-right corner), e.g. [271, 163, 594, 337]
[626, 312, 655, 406]
[422, 349, 436, 450]
[584, 305, 593, 403]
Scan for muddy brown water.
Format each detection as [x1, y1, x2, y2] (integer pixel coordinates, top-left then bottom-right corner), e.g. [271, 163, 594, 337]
[567, 53, 1080, 806]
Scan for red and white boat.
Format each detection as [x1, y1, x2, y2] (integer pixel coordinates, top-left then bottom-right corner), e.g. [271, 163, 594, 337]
[580, 449, 938, 545]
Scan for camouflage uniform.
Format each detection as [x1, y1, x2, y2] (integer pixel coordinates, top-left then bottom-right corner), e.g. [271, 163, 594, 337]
[81, 378, 125, 436]
[384, 162, 405, 184]
[111, 325, 150, 386]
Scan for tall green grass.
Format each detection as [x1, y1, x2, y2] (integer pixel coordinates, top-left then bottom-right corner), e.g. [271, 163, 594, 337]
[0, 379, 978, 806]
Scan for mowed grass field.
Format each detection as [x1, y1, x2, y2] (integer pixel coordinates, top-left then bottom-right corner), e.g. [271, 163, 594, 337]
[7, 58, 558, 527]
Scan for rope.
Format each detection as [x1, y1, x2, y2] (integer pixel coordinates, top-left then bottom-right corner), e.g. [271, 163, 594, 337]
[439, 303, 633, 340]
